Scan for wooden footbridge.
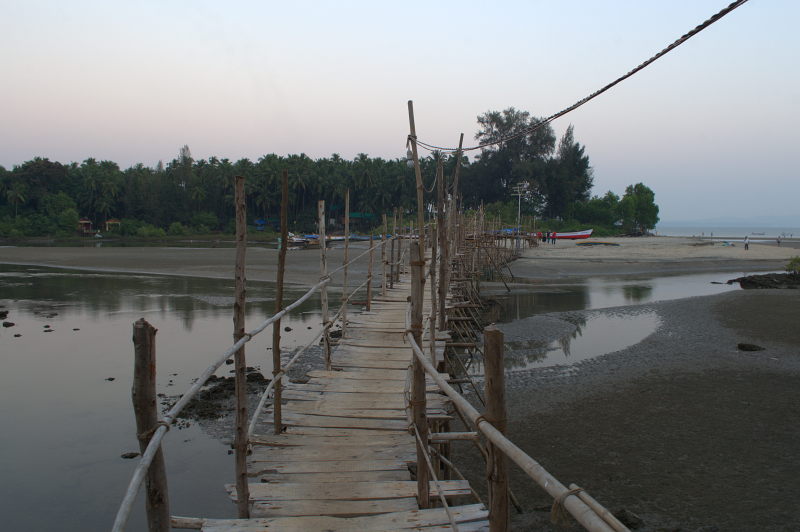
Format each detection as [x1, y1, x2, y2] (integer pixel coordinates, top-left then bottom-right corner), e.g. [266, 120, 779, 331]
[112, 107, 628, 531]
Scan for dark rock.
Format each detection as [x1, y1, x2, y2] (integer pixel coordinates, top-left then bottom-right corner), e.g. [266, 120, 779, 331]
[307, 326, 312, 329]
[43, 329, 54, 333]
[105, 377, 115, 381]
[284, 326, 292, 332]
[120, 452, 140, 459]
[738, 343, 765, 352]
[13, 334, 21, 338]
[2, 321, 15, 328]
[44, 324, 51, 328]
[614, 508, 644, 529]
[728, 272, 800, 289]
[0, 310, 8, 319]
[224, 358, 234, 365]
[72, 328, 80, 331]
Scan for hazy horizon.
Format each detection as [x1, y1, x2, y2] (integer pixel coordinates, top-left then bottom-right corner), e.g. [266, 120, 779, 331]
[2, 1, 797, 221]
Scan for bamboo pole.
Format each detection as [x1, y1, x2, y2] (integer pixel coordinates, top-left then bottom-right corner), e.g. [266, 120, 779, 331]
[410, 241, 429, 508]
[232, 175, 250, 518]
[381, 214, 387, 297]
[318, 200, 331, 370]
[407, 100, 425, 253]
[341, 189, 350, 338]
[437, 152, 448, 334]
[484, 326, 509, 531]
[395, 212, 403, 282]
[366, 233, 374, 311]
[273, 170, 288, 435]
[132, 319, 170, 532]
[390, 208, 397, 289]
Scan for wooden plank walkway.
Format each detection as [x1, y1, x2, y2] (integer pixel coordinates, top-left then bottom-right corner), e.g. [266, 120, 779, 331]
[210, 277, 489, 531]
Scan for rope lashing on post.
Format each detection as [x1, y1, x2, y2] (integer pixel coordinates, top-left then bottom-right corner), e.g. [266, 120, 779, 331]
[137, 420, 170, 442]
[551, 486, 586, 526]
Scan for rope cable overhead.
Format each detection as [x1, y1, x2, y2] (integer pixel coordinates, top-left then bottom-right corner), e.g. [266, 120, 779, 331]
[412, 0, 749, 154]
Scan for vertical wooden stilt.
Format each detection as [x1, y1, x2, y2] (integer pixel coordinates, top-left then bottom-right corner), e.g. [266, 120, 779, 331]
[367, 233, 374, 311]
[407, 100, 426, 253]
[132, 319, 170, 532]
[484, 326, 509, 531]
[381, 214, 388, 297]
[410, 241, 429, 508]
[318, 200, 331, 370]
[390, 208, 397, 289]
[232, 175, 250, 518]
[273, 170, 288, 435]
[342, 189, 350, 338]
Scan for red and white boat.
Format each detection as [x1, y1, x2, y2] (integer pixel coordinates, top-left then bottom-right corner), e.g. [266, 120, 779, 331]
[554, 229, 593, 240]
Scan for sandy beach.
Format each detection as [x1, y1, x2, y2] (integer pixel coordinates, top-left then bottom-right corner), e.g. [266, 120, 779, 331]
[2, 238, 799, 530]
[510, 236, 799, 280]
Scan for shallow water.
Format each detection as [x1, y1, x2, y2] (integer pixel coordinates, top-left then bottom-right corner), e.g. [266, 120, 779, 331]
[503, 311, 661, 371]
[481, 271, 755, 370]
[0, 265, 324, 531]
[490, 270, 751, 322]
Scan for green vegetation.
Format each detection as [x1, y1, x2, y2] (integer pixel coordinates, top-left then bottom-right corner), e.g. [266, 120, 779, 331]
[786, 256, 800, 274]
[0, 110, 659, 239]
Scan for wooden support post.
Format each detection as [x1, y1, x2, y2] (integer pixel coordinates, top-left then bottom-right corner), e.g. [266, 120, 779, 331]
[381, 214, 388, 297]
[410, 241, 430, 508]
[341, 189, 350, 337]
[484, 325, 509, 531]
[437, 151, 449, 334]
[407, 100, 425, 253]
[394, 209, 403, 282]
[318, 200, 331, 370]
[132, 319, 170, 532]
[232, 175, 250, 518]
[273, 170, 288, 435]
[367, 233, 374, 311]
[390, 208, 397, 288]
[429, 160, 440, 364]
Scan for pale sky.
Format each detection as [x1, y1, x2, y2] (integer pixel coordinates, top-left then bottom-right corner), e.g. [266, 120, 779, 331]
[1, 0, 797, 222]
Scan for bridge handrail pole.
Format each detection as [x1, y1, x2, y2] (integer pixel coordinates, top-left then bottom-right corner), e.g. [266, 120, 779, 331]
[272, 170, 289, 436]
[381, 214, 388, 296]
[132, 318, 170, 532]
[366, 233, 374, 311]
[341, 189, 350, 338]
[232, 175, 250, 517]
[112, 277, 326, 531]
[409, 240, 430, 508]
[404, 325, 623, 532]
[484, 325, 509, 531]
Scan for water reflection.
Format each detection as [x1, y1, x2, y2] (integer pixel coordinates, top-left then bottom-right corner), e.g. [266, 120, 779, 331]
[0, 264, 328, 531]
[491, 271, 747, 322]
[491, 312, 660, 371]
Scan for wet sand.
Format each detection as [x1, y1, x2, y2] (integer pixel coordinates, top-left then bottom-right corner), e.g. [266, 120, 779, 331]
[0, 242, 375, 287]
[473, 290, 800, 532]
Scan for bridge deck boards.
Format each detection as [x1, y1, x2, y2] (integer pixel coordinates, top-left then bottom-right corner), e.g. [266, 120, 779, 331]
[212, 275, 486, 531]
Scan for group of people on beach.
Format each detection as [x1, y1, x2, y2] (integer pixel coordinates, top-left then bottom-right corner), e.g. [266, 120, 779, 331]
[537, 231, 558, 245]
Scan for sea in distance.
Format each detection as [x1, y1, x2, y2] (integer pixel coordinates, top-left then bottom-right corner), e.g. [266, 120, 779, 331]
[655, 224, 800, 239]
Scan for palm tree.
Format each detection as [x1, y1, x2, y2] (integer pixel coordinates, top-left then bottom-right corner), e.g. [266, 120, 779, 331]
[6, 183, 27, 218]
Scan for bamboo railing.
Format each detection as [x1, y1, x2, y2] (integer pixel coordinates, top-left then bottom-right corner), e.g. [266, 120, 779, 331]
[112, 221, 400, 532]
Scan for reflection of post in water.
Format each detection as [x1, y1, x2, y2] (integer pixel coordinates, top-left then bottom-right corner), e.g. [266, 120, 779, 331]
[622, 284, 653, 302]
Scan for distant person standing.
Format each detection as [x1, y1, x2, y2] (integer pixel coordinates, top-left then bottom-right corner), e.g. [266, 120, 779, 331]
[777, 235, 782, 247]
[552, 231, 557, 245]
[744, 235, 749, 250]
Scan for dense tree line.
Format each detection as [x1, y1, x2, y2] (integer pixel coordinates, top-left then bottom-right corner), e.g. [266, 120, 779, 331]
[0, 108, 658, 238]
